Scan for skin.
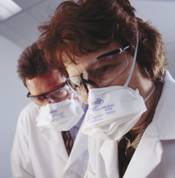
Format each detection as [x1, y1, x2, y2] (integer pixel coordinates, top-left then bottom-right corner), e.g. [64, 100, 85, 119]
[26, 70, 67, 106]
[62, 42, 157, 128]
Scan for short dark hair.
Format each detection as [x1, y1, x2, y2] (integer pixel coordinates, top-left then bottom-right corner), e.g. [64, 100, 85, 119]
[17, 42, 66, 86]
[39, 0, 167, 81]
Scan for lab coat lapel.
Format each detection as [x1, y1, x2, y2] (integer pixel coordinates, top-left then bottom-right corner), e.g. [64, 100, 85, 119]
[98, 128, 163, 178]
[124, 71, 175, 178]
[99, 140, 119, 178]
[150, 71, 175, 140]
[38, 127, 69, 163]
[123, 125, 163, 178]
[62, 123, 88, 178]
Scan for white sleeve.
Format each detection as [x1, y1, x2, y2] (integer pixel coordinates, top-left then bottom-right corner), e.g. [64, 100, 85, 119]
[11, 109, 35, 178]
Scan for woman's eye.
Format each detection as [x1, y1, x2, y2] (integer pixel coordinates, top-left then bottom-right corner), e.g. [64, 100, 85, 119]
[34, 96, 45, 104]
[97, 65, 113, 74]
[37, 96, 44, 101]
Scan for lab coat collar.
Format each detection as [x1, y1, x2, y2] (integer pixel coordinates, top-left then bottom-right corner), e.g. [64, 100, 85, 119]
[123, 130, 163, 178]
[36, 116, 88, 177]
[35, 104, 88, 177]
[38, 127, 69, 162]
[34, 105, 69, 162]
[123, 71, 175, 178]
[62, 121, 88, 178]
[144, 70, 175, 140]
[99, 71, 175, 178]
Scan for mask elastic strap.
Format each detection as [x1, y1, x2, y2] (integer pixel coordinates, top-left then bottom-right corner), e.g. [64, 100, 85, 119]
[124, 31, 139, 87]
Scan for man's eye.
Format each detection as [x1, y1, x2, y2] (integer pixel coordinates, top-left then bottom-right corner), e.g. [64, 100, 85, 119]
[37, 96, 45, 101]
[54, 89, 68, 97]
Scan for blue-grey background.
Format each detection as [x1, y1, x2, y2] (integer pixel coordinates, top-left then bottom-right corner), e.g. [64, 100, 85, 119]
[0, 0, 175, 178]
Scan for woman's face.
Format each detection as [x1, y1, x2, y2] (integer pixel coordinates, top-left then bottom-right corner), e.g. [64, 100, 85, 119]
[62, 42, 140, 103]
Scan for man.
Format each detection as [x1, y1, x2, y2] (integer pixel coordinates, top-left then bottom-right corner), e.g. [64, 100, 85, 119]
[39, 0, 175, 178]
[11, 43, 88, 178]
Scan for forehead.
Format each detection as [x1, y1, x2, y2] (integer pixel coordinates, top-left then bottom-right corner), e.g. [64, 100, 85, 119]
[63, 42, 121, 75]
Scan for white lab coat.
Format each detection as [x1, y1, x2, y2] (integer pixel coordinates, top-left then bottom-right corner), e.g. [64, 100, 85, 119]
[11, 102, 88, 178]
[84, 71, 175, 178]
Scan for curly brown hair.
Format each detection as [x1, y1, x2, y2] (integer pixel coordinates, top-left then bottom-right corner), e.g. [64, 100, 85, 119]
[39, 0, 167, 81]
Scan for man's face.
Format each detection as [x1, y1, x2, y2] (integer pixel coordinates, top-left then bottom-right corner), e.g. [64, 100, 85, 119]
[26, 70, 68, 106]
[63, 42, 139, 103]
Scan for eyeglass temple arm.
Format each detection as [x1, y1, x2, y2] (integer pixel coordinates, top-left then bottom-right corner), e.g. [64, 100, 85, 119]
[97, 45, 130, 60]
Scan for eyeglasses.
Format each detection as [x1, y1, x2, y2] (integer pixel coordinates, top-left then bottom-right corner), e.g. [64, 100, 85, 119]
[96, 45, 129, 60]
[27, 81, 72, 105]
[69, 45, 130, 91]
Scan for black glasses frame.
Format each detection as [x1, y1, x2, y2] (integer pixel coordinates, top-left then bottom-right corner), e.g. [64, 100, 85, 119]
[26, 81, 69, 100]
[97, 45, 130, 60]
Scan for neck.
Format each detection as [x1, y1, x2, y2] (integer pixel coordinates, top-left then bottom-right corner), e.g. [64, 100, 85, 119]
[132, 79, 163, 134]
[128, 66, 163, 134]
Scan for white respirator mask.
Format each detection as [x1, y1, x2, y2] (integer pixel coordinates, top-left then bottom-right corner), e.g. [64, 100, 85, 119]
[36, 90, 84, 131]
